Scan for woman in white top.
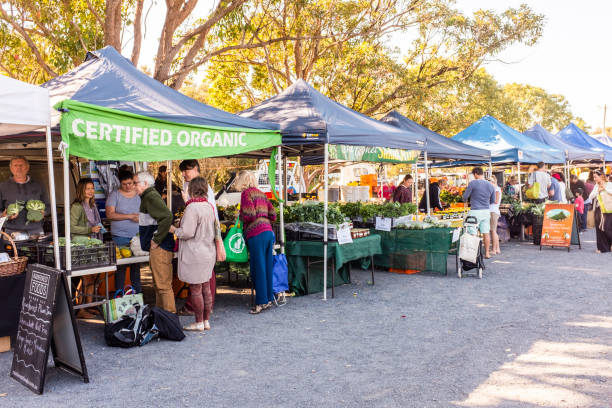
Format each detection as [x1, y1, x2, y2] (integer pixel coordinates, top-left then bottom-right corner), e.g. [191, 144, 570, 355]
[488, 177, 502, 255]
[588, 169, 612, 253]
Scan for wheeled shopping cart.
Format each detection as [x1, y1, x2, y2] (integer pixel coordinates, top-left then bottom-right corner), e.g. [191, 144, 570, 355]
[457, 215, 485, 279]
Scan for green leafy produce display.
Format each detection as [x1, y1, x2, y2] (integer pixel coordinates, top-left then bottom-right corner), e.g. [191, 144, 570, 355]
[6, 200, 24, 217]
[337, 202, 417, 220]
[57, 236, 104, 247]
[284, 202, 345, 226]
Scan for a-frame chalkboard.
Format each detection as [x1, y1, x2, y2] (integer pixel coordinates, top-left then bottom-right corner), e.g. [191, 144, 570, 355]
[10, 264, 89, 394]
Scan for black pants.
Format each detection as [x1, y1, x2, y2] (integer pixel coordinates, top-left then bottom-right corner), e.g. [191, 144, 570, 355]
[594, 208, 612, 252]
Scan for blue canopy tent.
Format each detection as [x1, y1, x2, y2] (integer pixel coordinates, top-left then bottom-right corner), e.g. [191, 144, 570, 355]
[35, 46, 282, 275]
[557, 123, 612, 163]
[44, 46, 278, 132]
[523, 124, 602, 162]
[240, 79, 425, 153]
[380, 110, 491, 162]
[452, 115, 565, 164]
[240, 80, 426, 299]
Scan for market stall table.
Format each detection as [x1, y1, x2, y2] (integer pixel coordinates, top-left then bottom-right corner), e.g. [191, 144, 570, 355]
[285, 234, 382, 297]
[0, 273, 26, 339]
[371, 227, 456, 275]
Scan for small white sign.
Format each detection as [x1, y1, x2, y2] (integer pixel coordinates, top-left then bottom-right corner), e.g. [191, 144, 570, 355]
[452, 228, 460, 243]
[0, 216, 6, 231]
[375, 217, 392, 232]
[336, 224, 353, 245]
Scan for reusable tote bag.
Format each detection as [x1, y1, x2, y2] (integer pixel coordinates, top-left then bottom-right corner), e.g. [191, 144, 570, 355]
[223, 220, 249, 263]
[525, 182, 541, 200]
[597, 190, 612, 213]
[272, 253, 289, 293]
[103, 286, 144, 323]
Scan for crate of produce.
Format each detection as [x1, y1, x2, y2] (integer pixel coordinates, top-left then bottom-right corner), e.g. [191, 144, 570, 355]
[40, 238, 116, 270]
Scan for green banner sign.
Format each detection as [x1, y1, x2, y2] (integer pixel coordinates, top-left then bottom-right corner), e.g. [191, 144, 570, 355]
[55, 100, 281, 161]
[328, 144, 419, 164]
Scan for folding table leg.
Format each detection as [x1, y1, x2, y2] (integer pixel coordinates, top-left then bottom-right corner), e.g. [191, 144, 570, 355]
[306, 256, 310, 295]
[370, 255, 375, 285]
[331, 258, 335, 299]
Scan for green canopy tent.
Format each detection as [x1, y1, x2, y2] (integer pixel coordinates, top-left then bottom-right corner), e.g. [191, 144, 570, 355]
[56, 100, 282, 272]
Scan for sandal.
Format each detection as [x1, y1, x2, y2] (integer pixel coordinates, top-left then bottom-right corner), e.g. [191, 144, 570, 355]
[183, 322, 205, 331]
[177, 306, 195, 316]
[249, 305, 265, 314]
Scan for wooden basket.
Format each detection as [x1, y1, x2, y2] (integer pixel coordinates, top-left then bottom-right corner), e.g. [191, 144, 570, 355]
[0, 231, 29, 277]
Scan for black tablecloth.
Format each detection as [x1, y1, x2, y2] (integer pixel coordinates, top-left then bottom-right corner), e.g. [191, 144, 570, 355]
[0, 273, 25, 337]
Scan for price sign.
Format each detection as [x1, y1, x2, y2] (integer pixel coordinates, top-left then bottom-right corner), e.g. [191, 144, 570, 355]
[336, 224, 353, 245]
[375, 217, 392, 232]
[452, 228, 460, 243]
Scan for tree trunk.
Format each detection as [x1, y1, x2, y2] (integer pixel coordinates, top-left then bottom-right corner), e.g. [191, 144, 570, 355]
[104, 0, 123, 50]
[131, 0, 144, 65]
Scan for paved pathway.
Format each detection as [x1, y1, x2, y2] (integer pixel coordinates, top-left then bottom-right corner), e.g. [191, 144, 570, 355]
[1, 230, 610, 407]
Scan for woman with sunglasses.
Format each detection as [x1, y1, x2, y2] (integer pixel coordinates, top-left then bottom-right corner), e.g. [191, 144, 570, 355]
[106, 170, 142, 293]
[587, 170, 612, 253]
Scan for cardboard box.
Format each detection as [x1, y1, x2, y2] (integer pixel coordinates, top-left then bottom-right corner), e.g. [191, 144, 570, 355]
[0, 336, 10, 353]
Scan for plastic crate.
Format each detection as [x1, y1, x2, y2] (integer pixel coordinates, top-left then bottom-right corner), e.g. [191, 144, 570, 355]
[40, 241, 116, 270]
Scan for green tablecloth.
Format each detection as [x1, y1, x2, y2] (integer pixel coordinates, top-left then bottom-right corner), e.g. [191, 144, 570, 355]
[285, 235, 382, 296]
[371, 228, 455, 274]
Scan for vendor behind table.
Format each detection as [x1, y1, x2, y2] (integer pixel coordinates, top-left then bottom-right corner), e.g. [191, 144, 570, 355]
[0, 156, 50, 235]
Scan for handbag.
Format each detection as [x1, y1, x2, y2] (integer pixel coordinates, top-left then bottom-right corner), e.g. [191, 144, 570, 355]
[525, 182, 540, 199]
[223, 220, 249, 263]
[597, 190, 612, 214]
[208, 202, 226, 262]
[103, 286, 144, 323]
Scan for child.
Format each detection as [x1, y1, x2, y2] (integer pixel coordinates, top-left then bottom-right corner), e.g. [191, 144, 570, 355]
[574, 188, 586, 232]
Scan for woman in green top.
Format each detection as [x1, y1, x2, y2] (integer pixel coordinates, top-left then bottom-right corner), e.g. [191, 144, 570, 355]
[70, 178, 102, 319]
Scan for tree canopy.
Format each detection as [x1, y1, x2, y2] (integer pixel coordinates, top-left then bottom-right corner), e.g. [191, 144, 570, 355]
[0, 0, 584, 136]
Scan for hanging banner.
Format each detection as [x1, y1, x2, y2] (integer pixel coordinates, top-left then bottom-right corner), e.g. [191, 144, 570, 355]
[540, 204, 575, 248]
[328, 144, 419, 164]
[55, 100, 281, 161]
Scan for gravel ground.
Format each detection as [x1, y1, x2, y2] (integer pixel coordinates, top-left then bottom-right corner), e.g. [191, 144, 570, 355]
[1, 230, 611, 407]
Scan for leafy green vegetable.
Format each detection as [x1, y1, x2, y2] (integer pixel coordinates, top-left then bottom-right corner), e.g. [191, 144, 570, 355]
[284, 202, 345, 226]
[26, 210, 44, 222]
[26, 200, 45, 212]
[6, 201, 24, 216]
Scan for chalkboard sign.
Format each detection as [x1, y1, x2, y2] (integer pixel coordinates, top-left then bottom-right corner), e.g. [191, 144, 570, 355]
[10, 265, 89, 394]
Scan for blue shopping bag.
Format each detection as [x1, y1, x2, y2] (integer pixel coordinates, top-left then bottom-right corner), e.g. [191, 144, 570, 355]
[272, 253, 289, 293]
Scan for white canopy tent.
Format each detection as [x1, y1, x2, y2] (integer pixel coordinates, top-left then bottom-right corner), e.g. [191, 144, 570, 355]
[0, 76, 51, 136]
[0, 75, 60, 268]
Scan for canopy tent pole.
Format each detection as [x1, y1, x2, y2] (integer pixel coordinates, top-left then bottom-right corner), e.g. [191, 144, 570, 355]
[62, 145, 72, 288]
[424, 151, 431, 216]
[298, 157, 303, 201]
[517, 162, 523, 204]
[412, 166, 418, 206]
[46, 126, 60, 269]
[278, 146, 285, 254]
[322, 143, 329, 300]
[488, 160, 493, 178]
[166, 160, 172, 209]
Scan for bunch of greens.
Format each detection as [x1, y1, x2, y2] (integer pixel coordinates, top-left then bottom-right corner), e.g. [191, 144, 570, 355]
[57, 236, 104, 247]
[338, 202, 417, 220]
[6, 200, 25, 217]
[25, 200, 45, 223]
[284, 202, 345, 226]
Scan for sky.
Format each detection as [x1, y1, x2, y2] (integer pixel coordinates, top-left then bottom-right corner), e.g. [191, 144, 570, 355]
[135, 0, 612, 131]
[455, 0, 612, 132]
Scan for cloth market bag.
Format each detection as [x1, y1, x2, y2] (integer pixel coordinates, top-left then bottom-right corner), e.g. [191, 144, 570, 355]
[103, 286, 144, 323]
[597, 190, 612, 213]
[459, 233, 481, 265]
[223, 220, 248, 263]
[272, 253, 289, 294]
[525, 182, 540, 200]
